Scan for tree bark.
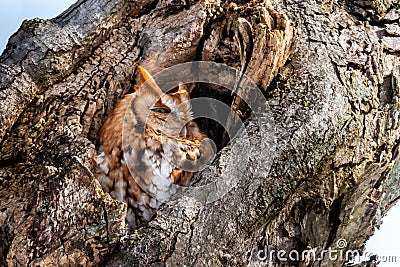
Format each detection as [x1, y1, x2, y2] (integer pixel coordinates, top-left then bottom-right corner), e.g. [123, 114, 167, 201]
[0, 0, 399, 266]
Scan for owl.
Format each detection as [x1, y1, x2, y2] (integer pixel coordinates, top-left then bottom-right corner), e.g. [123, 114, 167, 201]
[94, 66, 213, 229]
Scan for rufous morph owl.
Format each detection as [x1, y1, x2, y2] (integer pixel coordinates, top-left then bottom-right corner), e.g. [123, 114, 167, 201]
[94, 66, 212, 229]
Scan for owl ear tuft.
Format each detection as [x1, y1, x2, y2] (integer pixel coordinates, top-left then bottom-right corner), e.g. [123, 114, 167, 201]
[177, 83, 190, 93]
[137, 66, 155, 85]
[135, 66, 162, 95]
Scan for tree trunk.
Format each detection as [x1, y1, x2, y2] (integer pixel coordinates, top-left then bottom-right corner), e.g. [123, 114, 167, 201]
[0, 0, 399, 266]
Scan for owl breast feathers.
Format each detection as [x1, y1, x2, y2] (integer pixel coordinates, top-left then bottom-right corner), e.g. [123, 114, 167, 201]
[93, 66, 213, 229]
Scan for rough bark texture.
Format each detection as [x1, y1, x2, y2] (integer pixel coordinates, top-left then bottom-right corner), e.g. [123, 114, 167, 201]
[0, 0, 399, 266]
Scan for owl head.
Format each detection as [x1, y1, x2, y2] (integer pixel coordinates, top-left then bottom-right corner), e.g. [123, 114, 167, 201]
[132, 66, 194, 139]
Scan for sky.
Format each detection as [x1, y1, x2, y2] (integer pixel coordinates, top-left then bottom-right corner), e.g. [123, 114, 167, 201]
[365, 203, 400, 266]
[0, 0, 77, 52]
[0, 0, 399, 265]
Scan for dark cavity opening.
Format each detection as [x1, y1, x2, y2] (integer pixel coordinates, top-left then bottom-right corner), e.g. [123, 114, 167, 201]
[190, 83, 250, 151]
